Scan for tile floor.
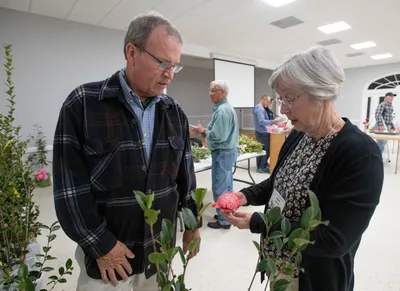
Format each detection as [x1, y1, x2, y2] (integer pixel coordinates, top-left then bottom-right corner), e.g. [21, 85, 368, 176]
[33, 153, 400, 291]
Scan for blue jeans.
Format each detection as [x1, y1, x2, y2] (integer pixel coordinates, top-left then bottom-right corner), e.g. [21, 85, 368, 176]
[255, 131, 270, 169]
[211, 149, 237, 225]
[375, 124, 391, 153]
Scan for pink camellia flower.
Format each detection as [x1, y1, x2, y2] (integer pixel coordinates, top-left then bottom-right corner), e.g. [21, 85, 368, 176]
[3, 224, 8, 228]
[212, 192, 241, 212]
[36, 169, 48, 181]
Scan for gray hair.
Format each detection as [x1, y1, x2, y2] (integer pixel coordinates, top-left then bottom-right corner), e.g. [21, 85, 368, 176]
[269, 45, 345, 101]
[211, 80, 229, 94]
[123, 11, 183, 58]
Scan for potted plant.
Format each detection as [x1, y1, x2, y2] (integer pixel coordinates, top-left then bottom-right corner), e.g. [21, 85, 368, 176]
[29, 124, 51, 188]
[0, 44, 74, 291]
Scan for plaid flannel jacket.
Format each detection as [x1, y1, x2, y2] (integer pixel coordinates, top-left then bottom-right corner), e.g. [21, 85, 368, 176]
[53, 71, 198, 280]
[375, 101, 394, 126]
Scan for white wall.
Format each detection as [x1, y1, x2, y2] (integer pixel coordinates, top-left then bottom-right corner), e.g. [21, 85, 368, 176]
[339, 62, 400, 127]
[0, 8, 125, 145]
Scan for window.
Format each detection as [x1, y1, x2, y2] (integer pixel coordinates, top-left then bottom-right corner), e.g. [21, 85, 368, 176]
[368, 74, 400, 90]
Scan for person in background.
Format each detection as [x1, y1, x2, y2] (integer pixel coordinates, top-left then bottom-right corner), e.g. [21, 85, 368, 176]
[53, 11, 201, 291]
[374, 92, 396, 152]
[222, 45, 383, 291]
[253, 95, 279, 173]
[190, 80, 239, 229]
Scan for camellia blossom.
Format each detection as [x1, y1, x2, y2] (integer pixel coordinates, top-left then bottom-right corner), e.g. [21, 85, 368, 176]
[36, 168, 48, 181]
[212, 192, 241, 212]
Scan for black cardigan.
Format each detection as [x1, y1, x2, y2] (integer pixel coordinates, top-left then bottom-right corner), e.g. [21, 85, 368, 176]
[241, 119, 384, 291]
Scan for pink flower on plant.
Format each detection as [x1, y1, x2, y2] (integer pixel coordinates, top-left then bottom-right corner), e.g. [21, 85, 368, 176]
[3, 224, 8, 228]
[212, 192, 241, 212]
[36, 169, 48, 181]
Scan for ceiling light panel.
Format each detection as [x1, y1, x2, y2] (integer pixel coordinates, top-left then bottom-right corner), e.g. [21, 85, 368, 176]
[371, 53, 393, 60]
[262, 0, 298, 7]
[350, 41, 377, 49]
[318, 21, 351, 34]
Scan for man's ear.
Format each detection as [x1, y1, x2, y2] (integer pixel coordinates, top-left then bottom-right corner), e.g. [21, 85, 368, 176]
[125, 43, 138, 66]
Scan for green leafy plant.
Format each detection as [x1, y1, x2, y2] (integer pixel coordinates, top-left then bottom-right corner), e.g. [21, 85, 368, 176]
[0, 44, 73, 290]
[134, 188, 209, 291]
[238, 134, 263, 155]
[190, 144, 211, 162]
[248, 190, 328, 291]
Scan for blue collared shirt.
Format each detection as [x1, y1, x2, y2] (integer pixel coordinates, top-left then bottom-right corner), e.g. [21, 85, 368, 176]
[118, 69, 160, 162]
[253, 104, 274, 133]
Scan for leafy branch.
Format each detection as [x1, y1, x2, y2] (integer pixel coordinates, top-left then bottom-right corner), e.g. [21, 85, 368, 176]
[249, 190, 328, 291]
[134, 188, 209, 291]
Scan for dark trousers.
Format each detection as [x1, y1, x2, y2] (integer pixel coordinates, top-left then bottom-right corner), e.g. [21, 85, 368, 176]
[255, 131, 270, 169]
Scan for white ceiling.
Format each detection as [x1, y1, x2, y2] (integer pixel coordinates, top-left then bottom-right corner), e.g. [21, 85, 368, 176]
[1, 0, 399, 69]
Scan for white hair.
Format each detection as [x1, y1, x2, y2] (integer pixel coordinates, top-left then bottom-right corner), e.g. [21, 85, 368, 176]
[211, 80, 229, 94]
[269, 45, 345, 101]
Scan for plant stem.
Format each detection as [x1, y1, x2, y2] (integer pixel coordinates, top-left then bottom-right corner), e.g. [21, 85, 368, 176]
[264, 277, 270, 291]
[248, 255, 260, 290]
[149, 225, 162, 287]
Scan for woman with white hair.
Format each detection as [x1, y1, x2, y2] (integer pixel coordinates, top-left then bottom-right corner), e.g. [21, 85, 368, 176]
[222, 46, 384, 291]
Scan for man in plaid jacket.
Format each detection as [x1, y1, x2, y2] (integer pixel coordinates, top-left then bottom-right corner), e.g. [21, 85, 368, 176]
[53, 11, 201, 291]
[374, 92, 396, 152]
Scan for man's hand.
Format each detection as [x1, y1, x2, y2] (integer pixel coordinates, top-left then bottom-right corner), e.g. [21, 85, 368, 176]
[221, 212, 252, 229]
[189, 124, 205, 135]
[273, 118, 280, 124]
[96, 241, 135, 286]
[182, 229, 201, 259]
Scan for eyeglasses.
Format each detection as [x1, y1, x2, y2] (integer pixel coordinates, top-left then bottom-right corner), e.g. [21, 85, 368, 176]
[141, 48, 184, 73]
[276, 91, 307, 107]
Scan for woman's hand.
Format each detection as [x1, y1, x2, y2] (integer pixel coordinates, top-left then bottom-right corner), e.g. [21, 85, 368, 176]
[222, 212, 252, 229]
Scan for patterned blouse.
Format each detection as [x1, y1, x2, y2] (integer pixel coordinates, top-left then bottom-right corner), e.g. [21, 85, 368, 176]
[261, 132, 338, 276]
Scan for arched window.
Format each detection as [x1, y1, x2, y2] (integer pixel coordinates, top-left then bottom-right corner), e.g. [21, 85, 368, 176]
[368, 74, 400, 90]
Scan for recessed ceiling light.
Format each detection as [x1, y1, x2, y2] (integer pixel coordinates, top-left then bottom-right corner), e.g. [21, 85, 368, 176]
[318, 21, 351, 34]
[350, 41, 377, 50]
[262, 0, 298, 7]
[371, 53, 393, 60]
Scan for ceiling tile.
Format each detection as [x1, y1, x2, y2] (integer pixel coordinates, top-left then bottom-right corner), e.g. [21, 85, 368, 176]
[152, 0, 208, 21]
[0, 0, 31, 12]
[346, 52, 366, 57]
[68, 0, 120, 25]
[31, 0, 77, 19]
[98, 0, 164, 31]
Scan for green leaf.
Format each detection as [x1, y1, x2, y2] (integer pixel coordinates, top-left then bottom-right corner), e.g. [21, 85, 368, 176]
[294, 238, 314, 252]
[162, 282, 172, 291]
[134, 190, 148, 211]
[66, 258, 73, 269]
[281, 218, 291, 235]
[48, 234, 56, 242]
[58, 278, 67, 283]
[269, 230, 284, 239]
[51, 225, 61, 232]
[272, 278, 291, 291]
[287, 228, 304, 250]
[144, 209, 160, 226]
[42, 267, 54, 272]
[165, 247, 179, 263]
[145, 192, 154, 209]
[42, 246, 51, 253]
[257, 258, 276, 276]
[49, 276, 58, 280]
[273, 238, 283, 251]
[259, 212, 269, 227]
[59, 267, 65, 275]
[194, 188, 207, 207]
[198, 202, 211, 219]
[181, 207, 197, 230]
[308, 189, 319, 210]
[295, 252, 302, 265]
[161, 219, 174, 245]
[18, 264, 28, 278]
[25, 278, 36, 291]
[187, 237, 201, 252]
[252, 240, 260, 252]
[148, 252, 168, 264]
[178, 246, 186, 265]
[46, 255, 57, 260]
[300, 207, 314, 229]
[267, 207, 281, 224]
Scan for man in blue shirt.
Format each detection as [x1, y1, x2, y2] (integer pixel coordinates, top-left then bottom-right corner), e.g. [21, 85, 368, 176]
[190, 80, 239, 229]
[253, 95, 278, 173]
